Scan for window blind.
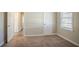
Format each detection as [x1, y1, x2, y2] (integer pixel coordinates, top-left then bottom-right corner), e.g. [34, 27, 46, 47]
[60, 12, 73, 31]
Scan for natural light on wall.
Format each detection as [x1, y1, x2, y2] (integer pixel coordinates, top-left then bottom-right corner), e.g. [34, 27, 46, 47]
[60, 12, 73, 31]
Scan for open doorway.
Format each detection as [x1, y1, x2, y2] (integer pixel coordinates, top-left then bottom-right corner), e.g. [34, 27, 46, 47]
[6, 12, 24, 43]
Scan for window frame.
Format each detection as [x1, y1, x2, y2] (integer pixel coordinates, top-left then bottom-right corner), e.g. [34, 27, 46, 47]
[60, 12, 73, 31]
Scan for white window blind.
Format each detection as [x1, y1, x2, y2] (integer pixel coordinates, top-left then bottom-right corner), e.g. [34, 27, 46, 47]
[60, 12, 73, 31]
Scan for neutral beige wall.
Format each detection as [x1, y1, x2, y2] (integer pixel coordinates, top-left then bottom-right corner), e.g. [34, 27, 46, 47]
[53, 12, 57, 33]
[24, 12, 44, 35]
[18, 13, 23, 31]
[14, 12, 23, 32]
[57, 12, 79, 44]
[14, 12, 18, 32]
[24, 12, 57, 35]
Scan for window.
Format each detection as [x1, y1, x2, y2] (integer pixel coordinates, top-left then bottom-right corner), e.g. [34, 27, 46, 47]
[60, 12, 73, 31]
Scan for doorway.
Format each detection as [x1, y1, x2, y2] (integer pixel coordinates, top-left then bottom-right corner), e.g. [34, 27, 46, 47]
[7, 12, 24, 42]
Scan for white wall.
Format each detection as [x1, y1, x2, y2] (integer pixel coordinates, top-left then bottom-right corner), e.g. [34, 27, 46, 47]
[14, 12, 19, 32]
[57, 12, 79, 45]
[24, 12, 44, 35]
[0, 12, 4, 46]
[17, 13, 23, 32]
[24, 12, 57, 35]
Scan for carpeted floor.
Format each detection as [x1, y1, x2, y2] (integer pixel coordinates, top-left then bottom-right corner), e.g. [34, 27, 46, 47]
[4, 32, 77, 47]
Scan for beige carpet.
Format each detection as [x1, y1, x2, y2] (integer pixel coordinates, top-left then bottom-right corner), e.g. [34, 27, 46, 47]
[5, 32, 77, 47]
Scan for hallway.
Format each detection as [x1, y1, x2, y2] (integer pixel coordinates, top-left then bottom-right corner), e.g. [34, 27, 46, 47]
[5, 32, 77, 47]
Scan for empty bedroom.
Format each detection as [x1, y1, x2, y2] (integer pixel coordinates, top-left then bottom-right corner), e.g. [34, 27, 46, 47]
[0, 12, 79, 47]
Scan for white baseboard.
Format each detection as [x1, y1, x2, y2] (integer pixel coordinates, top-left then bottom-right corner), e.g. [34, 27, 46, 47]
[24, 33, 57, 36]
[0, 41, 4, 47]
[22, 33, 79, 46]
[57, 34, 79, 47]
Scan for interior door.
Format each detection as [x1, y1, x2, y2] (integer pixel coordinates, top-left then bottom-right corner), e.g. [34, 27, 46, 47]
[24, 12, 44, 35]
[7, 13, 14, 42]
[43, 12, 53, 35]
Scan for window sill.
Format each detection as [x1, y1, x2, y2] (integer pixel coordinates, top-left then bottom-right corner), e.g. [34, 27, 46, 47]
[62, 27, 73, 32]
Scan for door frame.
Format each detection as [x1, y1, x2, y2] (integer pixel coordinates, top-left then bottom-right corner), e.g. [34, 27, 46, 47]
[3, 12, 7, 45]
